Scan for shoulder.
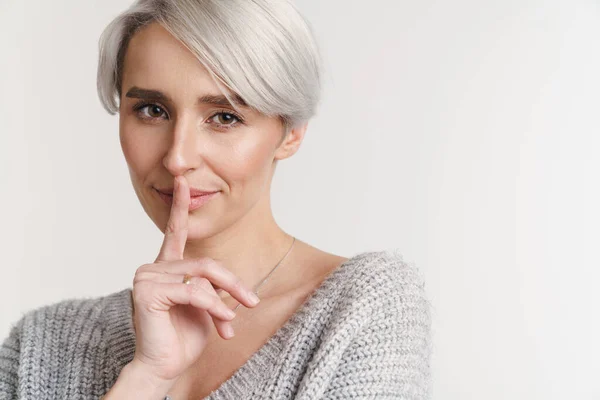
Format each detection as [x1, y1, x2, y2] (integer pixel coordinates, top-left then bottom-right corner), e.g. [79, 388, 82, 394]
[1, 288, 134, 396]
[340, 248, 432, 341]
[319, 250, 433, 399]
[344, 248, 431, 349]
[6, 287, 131, 340]
[344, 248, 429, 306]
[1, 288, 134, 374]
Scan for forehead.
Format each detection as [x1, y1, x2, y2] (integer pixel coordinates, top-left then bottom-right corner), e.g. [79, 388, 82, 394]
[121, 23, 219, 98]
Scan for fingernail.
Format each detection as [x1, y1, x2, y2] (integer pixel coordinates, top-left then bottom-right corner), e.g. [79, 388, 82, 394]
[225, 325, 235, 338]
[248, 292, 260, 305]
[225, 308, 236, 319]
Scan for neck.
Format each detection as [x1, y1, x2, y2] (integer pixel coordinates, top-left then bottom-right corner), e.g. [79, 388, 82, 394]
[180, 192, 295, 293]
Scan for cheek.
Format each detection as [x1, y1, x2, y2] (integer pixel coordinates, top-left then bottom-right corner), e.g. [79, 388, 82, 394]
[119, 124, 161, 182]
[204, 134, 275, 206]
[215, 139, 274, 184]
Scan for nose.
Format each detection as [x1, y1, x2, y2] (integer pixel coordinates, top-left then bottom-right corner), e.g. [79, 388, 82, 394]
[162, 113, 202, 177]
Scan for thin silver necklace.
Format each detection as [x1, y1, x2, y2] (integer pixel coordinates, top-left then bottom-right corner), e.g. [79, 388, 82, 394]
[164, 236, 296, 400]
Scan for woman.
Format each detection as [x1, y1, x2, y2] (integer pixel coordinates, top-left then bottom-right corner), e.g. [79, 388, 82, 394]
[0, 0, 431, 399]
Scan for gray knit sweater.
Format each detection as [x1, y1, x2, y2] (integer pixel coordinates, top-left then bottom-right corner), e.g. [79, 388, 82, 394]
[0, 249, 432, 399]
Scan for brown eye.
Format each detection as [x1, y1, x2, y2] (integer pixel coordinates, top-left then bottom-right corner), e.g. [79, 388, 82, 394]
[133, 103, 168, 121]
[146, 105, 165, 118]
[208, 111, 244, 130]
[214, 112, 239, 125]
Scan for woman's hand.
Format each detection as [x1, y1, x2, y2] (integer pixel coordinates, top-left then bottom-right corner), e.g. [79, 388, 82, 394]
[129, 175, 261, 383]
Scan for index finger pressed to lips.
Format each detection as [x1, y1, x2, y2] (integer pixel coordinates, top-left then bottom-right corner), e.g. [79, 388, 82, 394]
[155, 175, 190, 263]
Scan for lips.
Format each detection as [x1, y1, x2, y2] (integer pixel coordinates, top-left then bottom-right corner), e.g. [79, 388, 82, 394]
[155, 188, 220, 197]
[155, 188, 220, 211]
[161, 192, 217, 198]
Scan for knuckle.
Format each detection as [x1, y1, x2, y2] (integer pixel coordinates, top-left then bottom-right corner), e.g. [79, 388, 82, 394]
[133, 271, 149, 285]
[196, 277, 213, 291]
[230, 277, 244, 292]
[206, 259, 242, 290]
[184, 278, 200, 294]
[207, 293, 220, 309]
[133, 264, 153, 283]
[133, 271, 143, 284]
[194, 257, 213, 269]
[135, 264, 151, 275]
[189, 259, 208, 275]
[165, 220, 177, 235]
[187, 282, 219, 309]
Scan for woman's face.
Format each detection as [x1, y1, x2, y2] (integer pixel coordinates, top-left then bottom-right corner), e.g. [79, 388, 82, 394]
[118, 22, 299, 239]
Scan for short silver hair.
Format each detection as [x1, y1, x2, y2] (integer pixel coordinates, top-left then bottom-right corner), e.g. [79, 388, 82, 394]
[96, 0, 323, 132]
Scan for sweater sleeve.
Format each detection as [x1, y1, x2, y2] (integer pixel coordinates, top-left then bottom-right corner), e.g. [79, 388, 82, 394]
[0, 316, 24, 400]
[322, 259, 433, 399]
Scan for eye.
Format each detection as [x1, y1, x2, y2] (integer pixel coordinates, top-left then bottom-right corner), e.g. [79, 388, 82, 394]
[131, 102, 244, 129]
[133, 102, 168, 122]
[208, 111, 244, 129]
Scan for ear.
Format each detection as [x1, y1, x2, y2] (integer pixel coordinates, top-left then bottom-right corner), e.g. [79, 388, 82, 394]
[274, 122, 309, 161]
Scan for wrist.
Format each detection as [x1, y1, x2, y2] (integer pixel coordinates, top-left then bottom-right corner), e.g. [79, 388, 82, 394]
[104, 360, 178, 399]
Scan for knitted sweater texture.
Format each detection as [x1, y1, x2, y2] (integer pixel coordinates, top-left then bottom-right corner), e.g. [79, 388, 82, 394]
[0, 249, 432, 399]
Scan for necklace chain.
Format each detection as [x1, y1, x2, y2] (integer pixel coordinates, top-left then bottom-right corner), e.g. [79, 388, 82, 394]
[163, 235, 296, 400]
[232, 235, 295, 312]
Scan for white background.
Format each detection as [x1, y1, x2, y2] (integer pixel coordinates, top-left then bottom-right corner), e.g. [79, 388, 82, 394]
[1, 1, 599, 399]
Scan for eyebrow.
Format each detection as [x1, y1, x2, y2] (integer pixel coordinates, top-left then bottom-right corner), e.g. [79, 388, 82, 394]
[124, 86, 248, 108]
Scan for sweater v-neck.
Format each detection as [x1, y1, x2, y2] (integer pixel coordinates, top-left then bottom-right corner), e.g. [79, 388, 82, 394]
[103, 252, 368, 399]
